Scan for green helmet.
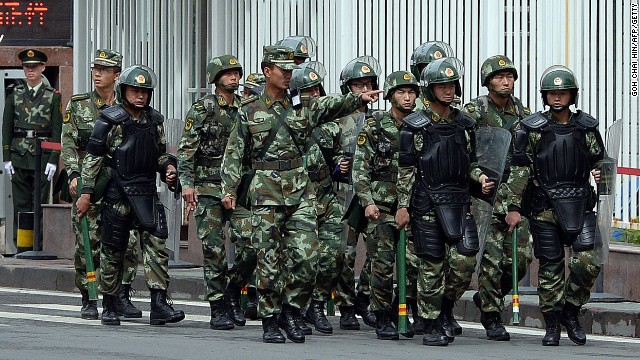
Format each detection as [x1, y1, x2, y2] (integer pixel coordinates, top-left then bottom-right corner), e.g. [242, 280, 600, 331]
[275, 35, 316, 60]
[339, 56, 381, 95]
[410, 41, 455, 79]
[290, 61, 327, 96]
[421, 57, 464, 103]
[117, 65, 157, 105]
[383, 71, 419, 100]
[539, 65, 579, 107]
[206, 55, 243, 84]
[480, 55, 518, 86]
[242, 73, 266, 89]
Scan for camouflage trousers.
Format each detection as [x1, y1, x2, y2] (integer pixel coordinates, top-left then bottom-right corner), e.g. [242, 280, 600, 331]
[312, 190, 344, 302]
[252, 199, 319, 318]
[365, 210, 419, 312]
[99, 199, 170, 295]
[227, 206, 257, 291]
[477, 215, 532, 312]
[72, 201, 138, 292]
[333, 225, 371, 307]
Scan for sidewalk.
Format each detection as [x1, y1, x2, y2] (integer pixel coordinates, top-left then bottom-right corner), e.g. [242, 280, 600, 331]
[1, 257, 639, 338]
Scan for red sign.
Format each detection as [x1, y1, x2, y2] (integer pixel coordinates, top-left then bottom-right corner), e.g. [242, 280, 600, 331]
[0, 1, 71, 45]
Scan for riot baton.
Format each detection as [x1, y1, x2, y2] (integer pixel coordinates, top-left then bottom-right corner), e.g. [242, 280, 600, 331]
[397, 228, 408, 333]
[511, 226, 520, 325]
[77, 177, 99, 301]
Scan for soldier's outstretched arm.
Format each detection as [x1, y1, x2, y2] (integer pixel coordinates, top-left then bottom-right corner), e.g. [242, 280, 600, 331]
[310, 90, 382, 127]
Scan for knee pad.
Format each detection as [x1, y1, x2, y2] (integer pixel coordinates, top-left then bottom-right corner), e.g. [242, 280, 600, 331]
[410, 217, 445, 259]
[101, 205, 133, 251]
[572, 212, 598, 252]
[530, 219, 563, 261]
[456, 214, 479, 256]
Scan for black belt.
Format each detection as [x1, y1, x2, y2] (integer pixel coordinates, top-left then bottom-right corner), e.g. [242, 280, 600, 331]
[13, 130, 51, 138]
[196, 157, 223, 167]
[371, 172, 398, 183]
[252, 157, 303, 171]
[309, 166, 331, 182]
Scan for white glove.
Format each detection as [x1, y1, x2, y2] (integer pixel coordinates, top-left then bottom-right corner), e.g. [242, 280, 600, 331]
[4, 161, 14, 178]
[44, 163, 57, 182]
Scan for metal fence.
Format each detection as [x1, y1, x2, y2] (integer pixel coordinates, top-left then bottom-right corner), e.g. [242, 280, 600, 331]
[74, 0, 640, 228]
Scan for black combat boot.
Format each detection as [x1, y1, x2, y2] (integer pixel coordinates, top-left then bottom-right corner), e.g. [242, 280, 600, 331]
[101, 294, 120, 326]
[294, 310, 313, 335]
[209, 299, 234, 330]
[542, 311, 561, 346]
[560, 302, 586, 345]
[438, 298, 458, 342]
[278, 305, 305, 343]
[224, 282, 246, 326]
[149, 289, 185, 325]
[262, 316, 286, 343]
[373, 310, 399, 340]
[339, 305, 360, 330]
[115, 284, 142, 318]
[409, 298, 425, 335]
[422, 318, 448, 346]
[355, 292, 377, 327]
[305, 300, 333, 334]
[483, 312, 511, 341]
[244, 287, 259, 320]
[80, 291, 98, 320]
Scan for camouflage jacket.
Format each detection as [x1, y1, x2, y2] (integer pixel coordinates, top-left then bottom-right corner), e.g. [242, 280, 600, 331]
[220, 91, 364, 206]
[305, 120, 344, 215]
[61, 90, 113, 181]
[463, 94, 531, 214]
[397, 106, 482, 209]
[177, 92, 243, 198]
[353, 110, 402, 211]
[2, 83, 63, 169]
[505, 110, 604, 215]
[80, 106, 170, 193]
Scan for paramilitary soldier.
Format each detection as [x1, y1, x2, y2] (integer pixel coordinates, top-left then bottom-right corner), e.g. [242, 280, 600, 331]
[333, 55, 380, 330]
[289, 61, 349, 335]
[504, 65, 604, 346]
[177, 54, 253, 330]
[353, 70, 422, 340]
[275, 35, 316, 65]
[462, 55, 533, 341]
[62, 49, 142, 320]
[410, 41, 455, 111]
[77, 65, 185, 326]
[2, 49, 62, 244]
[242, 73, 266, 99]
[396, 57, 487, 346]
[220, 46, 381, 344]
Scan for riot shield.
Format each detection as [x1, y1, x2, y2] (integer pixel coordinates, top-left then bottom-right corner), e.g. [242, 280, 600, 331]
[470, 127, 512, 261]
[595, 119, 623, 264]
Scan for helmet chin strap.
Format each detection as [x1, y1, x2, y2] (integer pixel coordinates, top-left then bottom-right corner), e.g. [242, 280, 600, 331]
[392, 99, 414, 114]
[488, 83, 513, 98]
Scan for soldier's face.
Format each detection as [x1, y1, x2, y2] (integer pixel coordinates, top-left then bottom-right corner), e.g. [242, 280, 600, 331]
[242, 87, 254, 99]
[489, 71, 515, 93]
[219, 69, 240, 88]
[301, 85, 321, 98]
[392, 86, 418, 110]
[92, 66, 119, 89]
[124, 86, 150, 109]
[432, 82, 456, 103]
[546, 90, 572, 108]
[265, 65, 292, 91]
[23, 64, 45, 82]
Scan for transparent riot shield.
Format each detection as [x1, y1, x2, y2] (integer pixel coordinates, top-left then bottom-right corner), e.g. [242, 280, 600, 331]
[595, 119, 623, 264]
[470, 127, 512, 261]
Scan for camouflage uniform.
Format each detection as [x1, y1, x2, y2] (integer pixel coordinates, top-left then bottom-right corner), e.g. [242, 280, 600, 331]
[2, 49, 62, 244]
[220, 47, 366, 342]
[463, 93, 533, 314]
[177, 55, 253, 329]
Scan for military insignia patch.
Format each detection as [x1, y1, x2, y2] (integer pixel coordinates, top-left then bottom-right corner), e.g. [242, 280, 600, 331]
[423, 99, 429, 106]
[361, 65, 371, 73]
[498, 59, 506, 67]
[184, 117, 194, 131]
[99, 51, 106, 58]
[229, 58, 237, 65]
[289, 53, 294, 59]
[445, 68, 454, 77]
[403, 73, 411, 80]
[247, 74, 254, 81]
[96, 98, 102, 106]
[135, 74, 146, 84]
[218, 96, 227, 106]
[553, 77, 562, 85]
[434, 50, 442, 59]
[63, 112, 70, 123]
[27, 50, 35, 58]
[309, 71, 318, 81]
[357, 133, 366, 145]
[300, 44, 308, 54]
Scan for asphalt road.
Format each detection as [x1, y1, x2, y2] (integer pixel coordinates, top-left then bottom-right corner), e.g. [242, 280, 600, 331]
[1, 287, 639, 360]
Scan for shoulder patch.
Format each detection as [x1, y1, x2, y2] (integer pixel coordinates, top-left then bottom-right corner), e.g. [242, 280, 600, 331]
[574, 111, 598, 128]
[403, 110, 431, 129]
[464, 103, 476, 113]
[521, 112, 548, 130]
[357, 133, 367, 145]
[63, 111, 71, 123]
[184, 117, 194, 131]
[71, 93, 91, 102]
